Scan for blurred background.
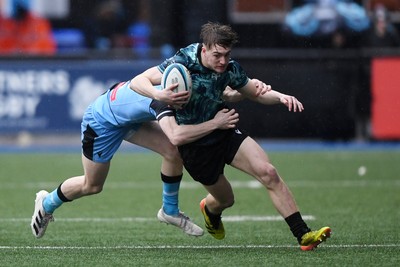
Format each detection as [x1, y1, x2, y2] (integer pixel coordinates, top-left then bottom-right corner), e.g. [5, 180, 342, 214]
[0, 0, 399, 146]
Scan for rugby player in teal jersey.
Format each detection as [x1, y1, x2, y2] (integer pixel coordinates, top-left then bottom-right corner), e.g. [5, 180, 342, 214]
[131, 22, 331, 251]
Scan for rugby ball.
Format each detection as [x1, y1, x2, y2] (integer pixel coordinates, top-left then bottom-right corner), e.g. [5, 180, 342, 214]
[161, 63, 192, 94]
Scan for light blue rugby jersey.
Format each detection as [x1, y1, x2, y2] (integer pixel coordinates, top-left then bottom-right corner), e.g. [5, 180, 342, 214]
[91, 81, 171, 127]
[158, 43, 249, 126]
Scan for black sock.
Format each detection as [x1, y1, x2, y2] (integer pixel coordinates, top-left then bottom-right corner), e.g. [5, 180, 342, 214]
[204, 205, 222, 228]
[285, 212, 311, 244]
[160, 173, 183, 183]
[57, 183, 72, 202]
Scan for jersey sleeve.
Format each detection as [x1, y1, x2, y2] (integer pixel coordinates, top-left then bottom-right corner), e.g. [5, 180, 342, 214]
[157, 44, 198, 73]
[150, 100, 175, 121]
[228, 61, 249, 90]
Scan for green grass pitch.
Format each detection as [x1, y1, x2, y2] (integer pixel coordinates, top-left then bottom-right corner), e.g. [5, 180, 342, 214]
[0, 150, 399, 266]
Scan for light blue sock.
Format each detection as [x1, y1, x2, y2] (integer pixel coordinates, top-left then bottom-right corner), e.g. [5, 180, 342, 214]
[43, 188, 64, 214]
[162, 181, 180, 216]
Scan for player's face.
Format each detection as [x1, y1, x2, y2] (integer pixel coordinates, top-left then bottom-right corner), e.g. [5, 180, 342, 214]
[201, 44, 231, 73]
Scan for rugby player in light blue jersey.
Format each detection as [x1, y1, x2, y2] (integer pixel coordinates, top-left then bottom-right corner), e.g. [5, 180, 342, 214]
[131, 22, 331, 251]
[31, 80, 241, 238]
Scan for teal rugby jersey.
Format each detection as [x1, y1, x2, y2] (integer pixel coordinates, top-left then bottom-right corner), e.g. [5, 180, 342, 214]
[158, 43, 249, 126]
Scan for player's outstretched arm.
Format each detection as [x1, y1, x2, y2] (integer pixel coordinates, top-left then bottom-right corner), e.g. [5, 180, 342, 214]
[223, 79, 271, 102]
[238, 80, 304, 112]
[158, 109, 239, 146]
[130, 66, 190, 106]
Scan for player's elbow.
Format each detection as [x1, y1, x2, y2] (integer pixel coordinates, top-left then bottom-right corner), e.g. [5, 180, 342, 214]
[130, 74, 147, 91]
[167, 130, 188, 146]
[160, 119, 190, 146]
[227, 94, 245, 102]
[168, 135, 185, 146]
[129, 79, 138, 91]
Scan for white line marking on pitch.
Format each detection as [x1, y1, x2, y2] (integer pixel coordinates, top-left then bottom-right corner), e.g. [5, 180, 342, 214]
[0, 215, 315, 223]
[0, 244, 398, 250]
[1, 179, 399, 190]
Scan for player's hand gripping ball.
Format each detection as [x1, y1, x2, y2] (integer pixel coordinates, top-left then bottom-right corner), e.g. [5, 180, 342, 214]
[161, 63, 192, 108]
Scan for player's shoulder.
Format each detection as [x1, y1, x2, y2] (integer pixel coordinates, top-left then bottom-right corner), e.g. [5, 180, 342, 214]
[227, 58, 241, 69]
[159, 43, 200, 72]
[180, 43, 199, 54]
[177, 43, 200, 64]
[226, 60, 248, 89]
[226, 59, 245, 75]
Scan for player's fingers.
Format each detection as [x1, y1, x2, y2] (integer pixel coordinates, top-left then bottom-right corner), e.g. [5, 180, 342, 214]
[173, 90, 189, 97]
[231, 110, 239, 118]
[173, 92, 190, 100]
[260, 84, 270, 95]
[287, 96, 299, 112]
[256, 84, 270, 96]
[291, 97, 297, 112]
[166, 83, 179, 91]
[297, 102, 304, 112]
[286, 97, 293, 112]
[228, 122, 237, 128]
[293, 98, 304, 112]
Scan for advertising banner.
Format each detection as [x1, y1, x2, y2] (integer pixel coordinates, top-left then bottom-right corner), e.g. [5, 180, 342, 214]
[371, 58, 400, 140]
[0, 60, 156, 133]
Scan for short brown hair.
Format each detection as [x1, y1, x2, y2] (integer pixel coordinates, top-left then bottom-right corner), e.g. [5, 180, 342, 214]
[200, 22, 239, 49]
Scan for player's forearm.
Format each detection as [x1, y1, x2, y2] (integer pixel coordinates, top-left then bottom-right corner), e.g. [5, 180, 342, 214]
[130, 75, 160, 100]
[252, 90, 284, 105]
[169, 120, 218, 146]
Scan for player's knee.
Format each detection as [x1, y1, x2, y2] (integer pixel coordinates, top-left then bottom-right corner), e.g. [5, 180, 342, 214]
[83, 184, 104, 195]
[258, 164, 280, 188]
[161, 144, 181, 162]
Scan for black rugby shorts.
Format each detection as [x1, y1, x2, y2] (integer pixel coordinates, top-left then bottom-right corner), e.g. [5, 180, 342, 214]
[178, 129, 248, 185]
